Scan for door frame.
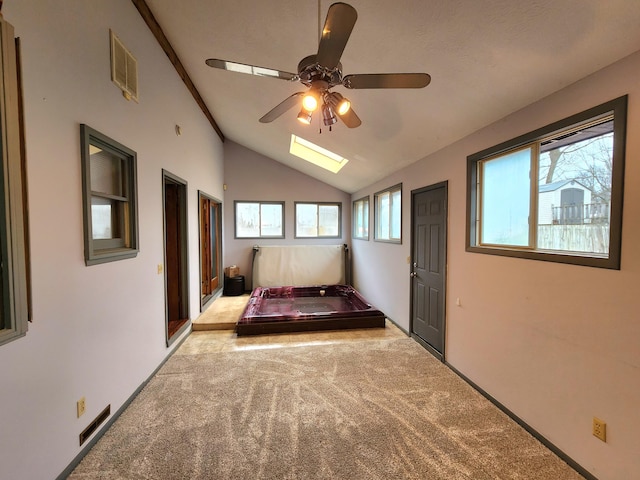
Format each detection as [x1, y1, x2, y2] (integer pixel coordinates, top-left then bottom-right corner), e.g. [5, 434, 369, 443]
[162, 169, 190, 346]
[410, 181, 448, 361]
[198, 190, 223, 310]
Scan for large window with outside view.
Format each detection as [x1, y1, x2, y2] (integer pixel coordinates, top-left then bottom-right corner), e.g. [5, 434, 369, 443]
[234, 201, 284, 239]
[374, 184, 402, 243]
[467, 96, 627, 269]
[295, 202, 341, 238]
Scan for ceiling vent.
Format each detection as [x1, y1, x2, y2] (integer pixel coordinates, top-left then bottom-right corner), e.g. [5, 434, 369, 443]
[110, 30, 138, 102]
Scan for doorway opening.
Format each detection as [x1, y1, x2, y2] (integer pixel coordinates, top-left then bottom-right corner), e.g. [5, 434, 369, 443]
[163, 170, 189, 345]
[199, 191, 222, 308]
[410, 181, 448, 360]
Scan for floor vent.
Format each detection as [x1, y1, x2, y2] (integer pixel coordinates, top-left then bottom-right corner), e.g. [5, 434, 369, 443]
[110, 30, 138, 102]
[79, 404, 111, 446]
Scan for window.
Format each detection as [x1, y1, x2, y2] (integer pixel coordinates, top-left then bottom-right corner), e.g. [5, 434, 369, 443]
[235, 201, 284, 238]
[374, 184, 402, 243]
[352, 196, 369, 240]
[467, 96, 627, 269]
[81, 125, 139, 265]
[295, 202, 341, 238]
[0, 15, 30, 346]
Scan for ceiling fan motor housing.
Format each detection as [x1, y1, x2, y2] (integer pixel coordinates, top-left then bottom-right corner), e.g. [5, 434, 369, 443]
[297, 54, 343, 89]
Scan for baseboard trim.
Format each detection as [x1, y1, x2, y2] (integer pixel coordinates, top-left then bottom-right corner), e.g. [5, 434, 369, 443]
[411, 333, 444, 362]
[56, 328, 192, 480]
[444, 361, 598, 480]
[385, 316, 410, 336]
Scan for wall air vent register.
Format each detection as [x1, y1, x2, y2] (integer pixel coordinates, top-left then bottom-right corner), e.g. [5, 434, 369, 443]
[110, 30, 138, 102]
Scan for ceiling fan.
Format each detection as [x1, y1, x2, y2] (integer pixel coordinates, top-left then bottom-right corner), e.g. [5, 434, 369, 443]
[205, 2, 431, 129]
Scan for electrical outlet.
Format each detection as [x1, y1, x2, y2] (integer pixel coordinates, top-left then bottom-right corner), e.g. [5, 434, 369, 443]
[593, 417, 606, 442]
[77, 397, 86, 418]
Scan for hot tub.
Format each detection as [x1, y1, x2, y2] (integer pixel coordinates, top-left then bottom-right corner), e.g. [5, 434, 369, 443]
[236, 284, 386, 336]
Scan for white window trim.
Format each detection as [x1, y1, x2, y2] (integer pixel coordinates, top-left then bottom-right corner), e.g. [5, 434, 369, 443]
[374, 184, 402, 243]
[352, 196, 369, 240]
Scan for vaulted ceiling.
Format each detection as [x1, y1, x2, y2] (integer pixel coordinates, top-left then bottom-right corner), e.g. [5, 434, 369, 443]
[143, 0, 640, 193]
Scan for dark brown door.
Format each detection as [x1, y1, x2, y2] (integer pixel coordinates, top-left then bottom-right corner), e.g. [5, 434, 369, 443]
[411, 183, 447, 357]
[164, 172, 189, 344]
[200, 195, 221, 300]
[165, 183, 181, 323]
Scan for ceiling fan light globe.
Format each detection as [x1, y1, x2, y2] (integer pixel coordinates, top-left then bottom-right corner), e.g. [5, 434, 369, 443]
[326, 91, 351, 116]
[337, 98, 351, 115]
[302, 94, 318, 112]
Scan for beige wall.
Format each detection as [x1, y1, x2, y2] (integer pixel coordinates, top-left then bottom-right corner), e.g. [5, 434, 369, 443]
[352, 50, 640, 480]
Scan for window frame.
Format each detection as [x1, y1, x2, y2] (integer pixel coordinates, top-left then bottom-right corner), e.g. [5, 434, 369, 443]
[374, 184, 402, 243]
[80, 124, 139, 266]
[0, 16, 30, 346]
[466, 96, 627, 269]
[234, 200, 285, 239]
[352, 196, 369, 240]
[294, 201, 342, 239]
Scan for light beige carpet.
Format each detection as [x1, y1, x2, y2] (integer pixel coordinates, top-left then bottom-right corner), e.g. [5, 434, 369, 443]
[68, 334, 584, 480]
[192, 294, 250, 331]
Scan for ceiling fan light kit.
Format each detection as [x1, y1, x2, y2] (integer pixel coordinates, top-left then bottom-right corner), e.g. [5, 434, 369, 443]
[322, 103, 338, 126]
[325, 91, 350, 115]
[206, 2, 430, 130]
[297, 109, 313, 125]
[302, 88, 322, 111]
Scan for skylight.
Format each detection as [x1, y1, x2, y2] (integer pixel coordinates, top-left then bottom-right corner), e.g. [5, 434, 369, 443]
[289, 135, 349, 173]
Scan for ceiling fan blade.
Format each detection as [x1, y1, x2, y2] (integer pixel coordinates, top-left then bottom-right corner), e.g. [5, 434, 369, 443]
[259, 92, 305, 123]
[338, 107, 361, 128]
[205, 58, 298, 81]
[316, 3, 357, 70]
[343, 73, 431, 89]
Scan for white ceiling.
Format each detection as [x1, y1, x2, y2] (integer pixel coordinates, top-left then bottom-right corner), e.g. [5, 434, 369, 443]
[145, 0, 640, 194]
